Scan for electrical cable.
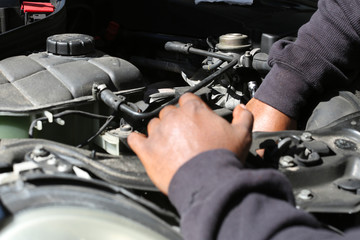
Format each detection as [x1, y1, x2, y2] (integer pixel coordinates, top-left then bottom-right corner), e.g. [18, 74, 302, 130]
[76, 115, 116, 148]
[28, 110, 110, 138]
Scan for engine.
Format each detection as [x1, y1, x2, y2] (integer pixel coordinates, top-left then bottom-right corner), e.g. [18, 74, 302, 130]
[0, 0, 359, 236]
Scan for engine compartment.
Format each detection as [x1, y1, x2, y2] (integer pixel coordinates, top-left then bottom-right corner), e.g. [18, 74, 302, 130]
[1, 0, 360, 236]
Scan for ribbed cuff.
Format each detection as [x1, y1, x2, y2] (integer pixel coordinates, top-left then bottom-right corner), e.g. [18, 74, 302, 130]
[255, 63, 311, 119]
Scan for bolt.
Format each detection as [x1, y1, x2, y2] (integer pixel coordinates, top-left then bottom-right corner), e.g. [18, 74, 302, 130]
[46, 158, 57, 165]
[301, 132, 312, 142]
[247, 81, 257, 98]
[55, 118, 65, 126]
[32, 145, 49, 157]
[90, 150, 97, 159]
[57, 164, 68, 172]
[351, 121, 357, 126]
[304, 148, 312, 157]
[334, 139, 357, 151]
[298, 189, 313, 200]
[279, 156, 295, 168]
[120, 124, 132, 132]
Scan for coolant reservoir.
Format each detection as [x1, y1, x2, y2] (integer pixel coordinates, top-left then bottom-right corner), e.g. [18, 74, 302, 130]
[0, 33, 143, 144]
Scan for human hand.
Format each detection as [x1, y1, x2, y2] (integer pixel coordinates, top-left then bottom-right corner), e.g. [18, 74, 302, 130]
[127, 93, 253, 194]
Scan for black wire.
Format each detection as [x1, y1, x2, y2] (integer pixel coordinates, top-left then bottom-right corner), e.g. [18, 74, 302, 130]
[28, 110, 110, 138]
[76, 115, 116, 148]
[206, 37, 215, 52]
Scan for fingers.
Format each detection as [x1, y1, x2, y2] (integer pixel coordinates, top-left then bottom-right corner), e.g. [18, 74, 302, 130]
[159, 105, 177, 119]
[147, 117, 161, 136]
[231, 105, 254, 162]
[178, 93, 208, 108]
[127, 131, 147, 156]
[232, 104, 254, 132]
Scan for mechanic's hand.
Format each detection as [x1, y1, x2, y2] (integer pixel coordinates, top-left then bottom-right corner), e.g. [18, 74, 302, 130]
[127, 93, 253, 194]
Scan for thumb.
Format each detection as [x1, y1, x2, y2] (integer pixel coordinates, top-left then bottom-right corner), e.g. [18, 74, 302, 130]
[231, 104, 254, 162]
[232, 104, 254, 133]
[127, 131, 148, 157]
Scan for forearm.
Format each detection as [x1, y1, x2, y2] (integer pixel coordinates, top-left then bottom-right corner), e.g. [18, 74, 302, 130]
[168, 149, 347, 240]
[246, 97, 297, 132]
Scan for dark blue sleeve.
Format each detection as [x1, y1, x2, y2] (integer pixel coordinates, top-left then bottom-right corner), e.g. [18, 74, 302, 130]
[254, 0, 360, 119]
[168, 149, 360, 240]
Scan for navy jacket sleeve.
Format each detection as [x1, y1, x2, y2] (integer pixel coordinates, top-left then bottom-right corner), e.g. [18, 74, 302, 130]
[168, 149, 360, 240]
[254, 0, 360, 119]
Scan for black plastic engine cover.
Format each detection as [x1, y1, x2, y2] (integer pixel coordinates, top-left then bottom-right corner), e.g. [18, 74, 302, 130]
[0, 42, 143, 112]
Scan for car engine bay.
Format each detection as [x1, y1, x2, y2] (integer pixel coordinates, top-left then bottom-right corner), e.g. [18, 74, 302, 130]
[0, 0, 360, 238]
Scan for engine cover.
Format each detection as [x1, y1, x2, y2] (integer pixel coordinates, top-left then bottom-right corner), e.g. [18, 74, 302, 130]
[0, 34, 143, 112]
[0, 34, 144, 141]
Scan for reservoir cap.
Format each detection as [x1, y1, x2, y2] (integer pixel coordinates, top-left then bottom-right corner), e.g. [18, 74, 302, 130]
[46, 34, 95, 56]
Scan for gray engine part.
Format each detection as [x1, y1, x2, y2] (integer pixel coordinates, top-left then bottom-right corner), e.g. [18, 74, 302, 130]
[0, 33, 143, 112]
[306, 91, 360, 130]
[0, 33, 144, 142]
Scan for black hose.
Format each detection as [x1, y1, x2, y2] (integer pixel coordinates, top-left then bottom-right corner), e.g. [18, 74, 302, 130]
[188, 47, 234, 62]
[252, 52, 271, 74]
[202, 59, 224, 71]
[117, 58, 238, 122]
[164, 41, 234, 62]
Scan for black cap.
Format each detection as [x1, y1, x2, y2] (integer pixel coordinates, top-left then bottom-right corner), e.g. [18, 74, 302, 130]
[46, 34, 95, 56]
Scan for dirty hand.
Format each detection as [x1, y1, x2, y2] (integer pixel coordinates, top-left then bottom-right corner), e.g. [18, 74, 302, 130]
[127, 93, 253, 194]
